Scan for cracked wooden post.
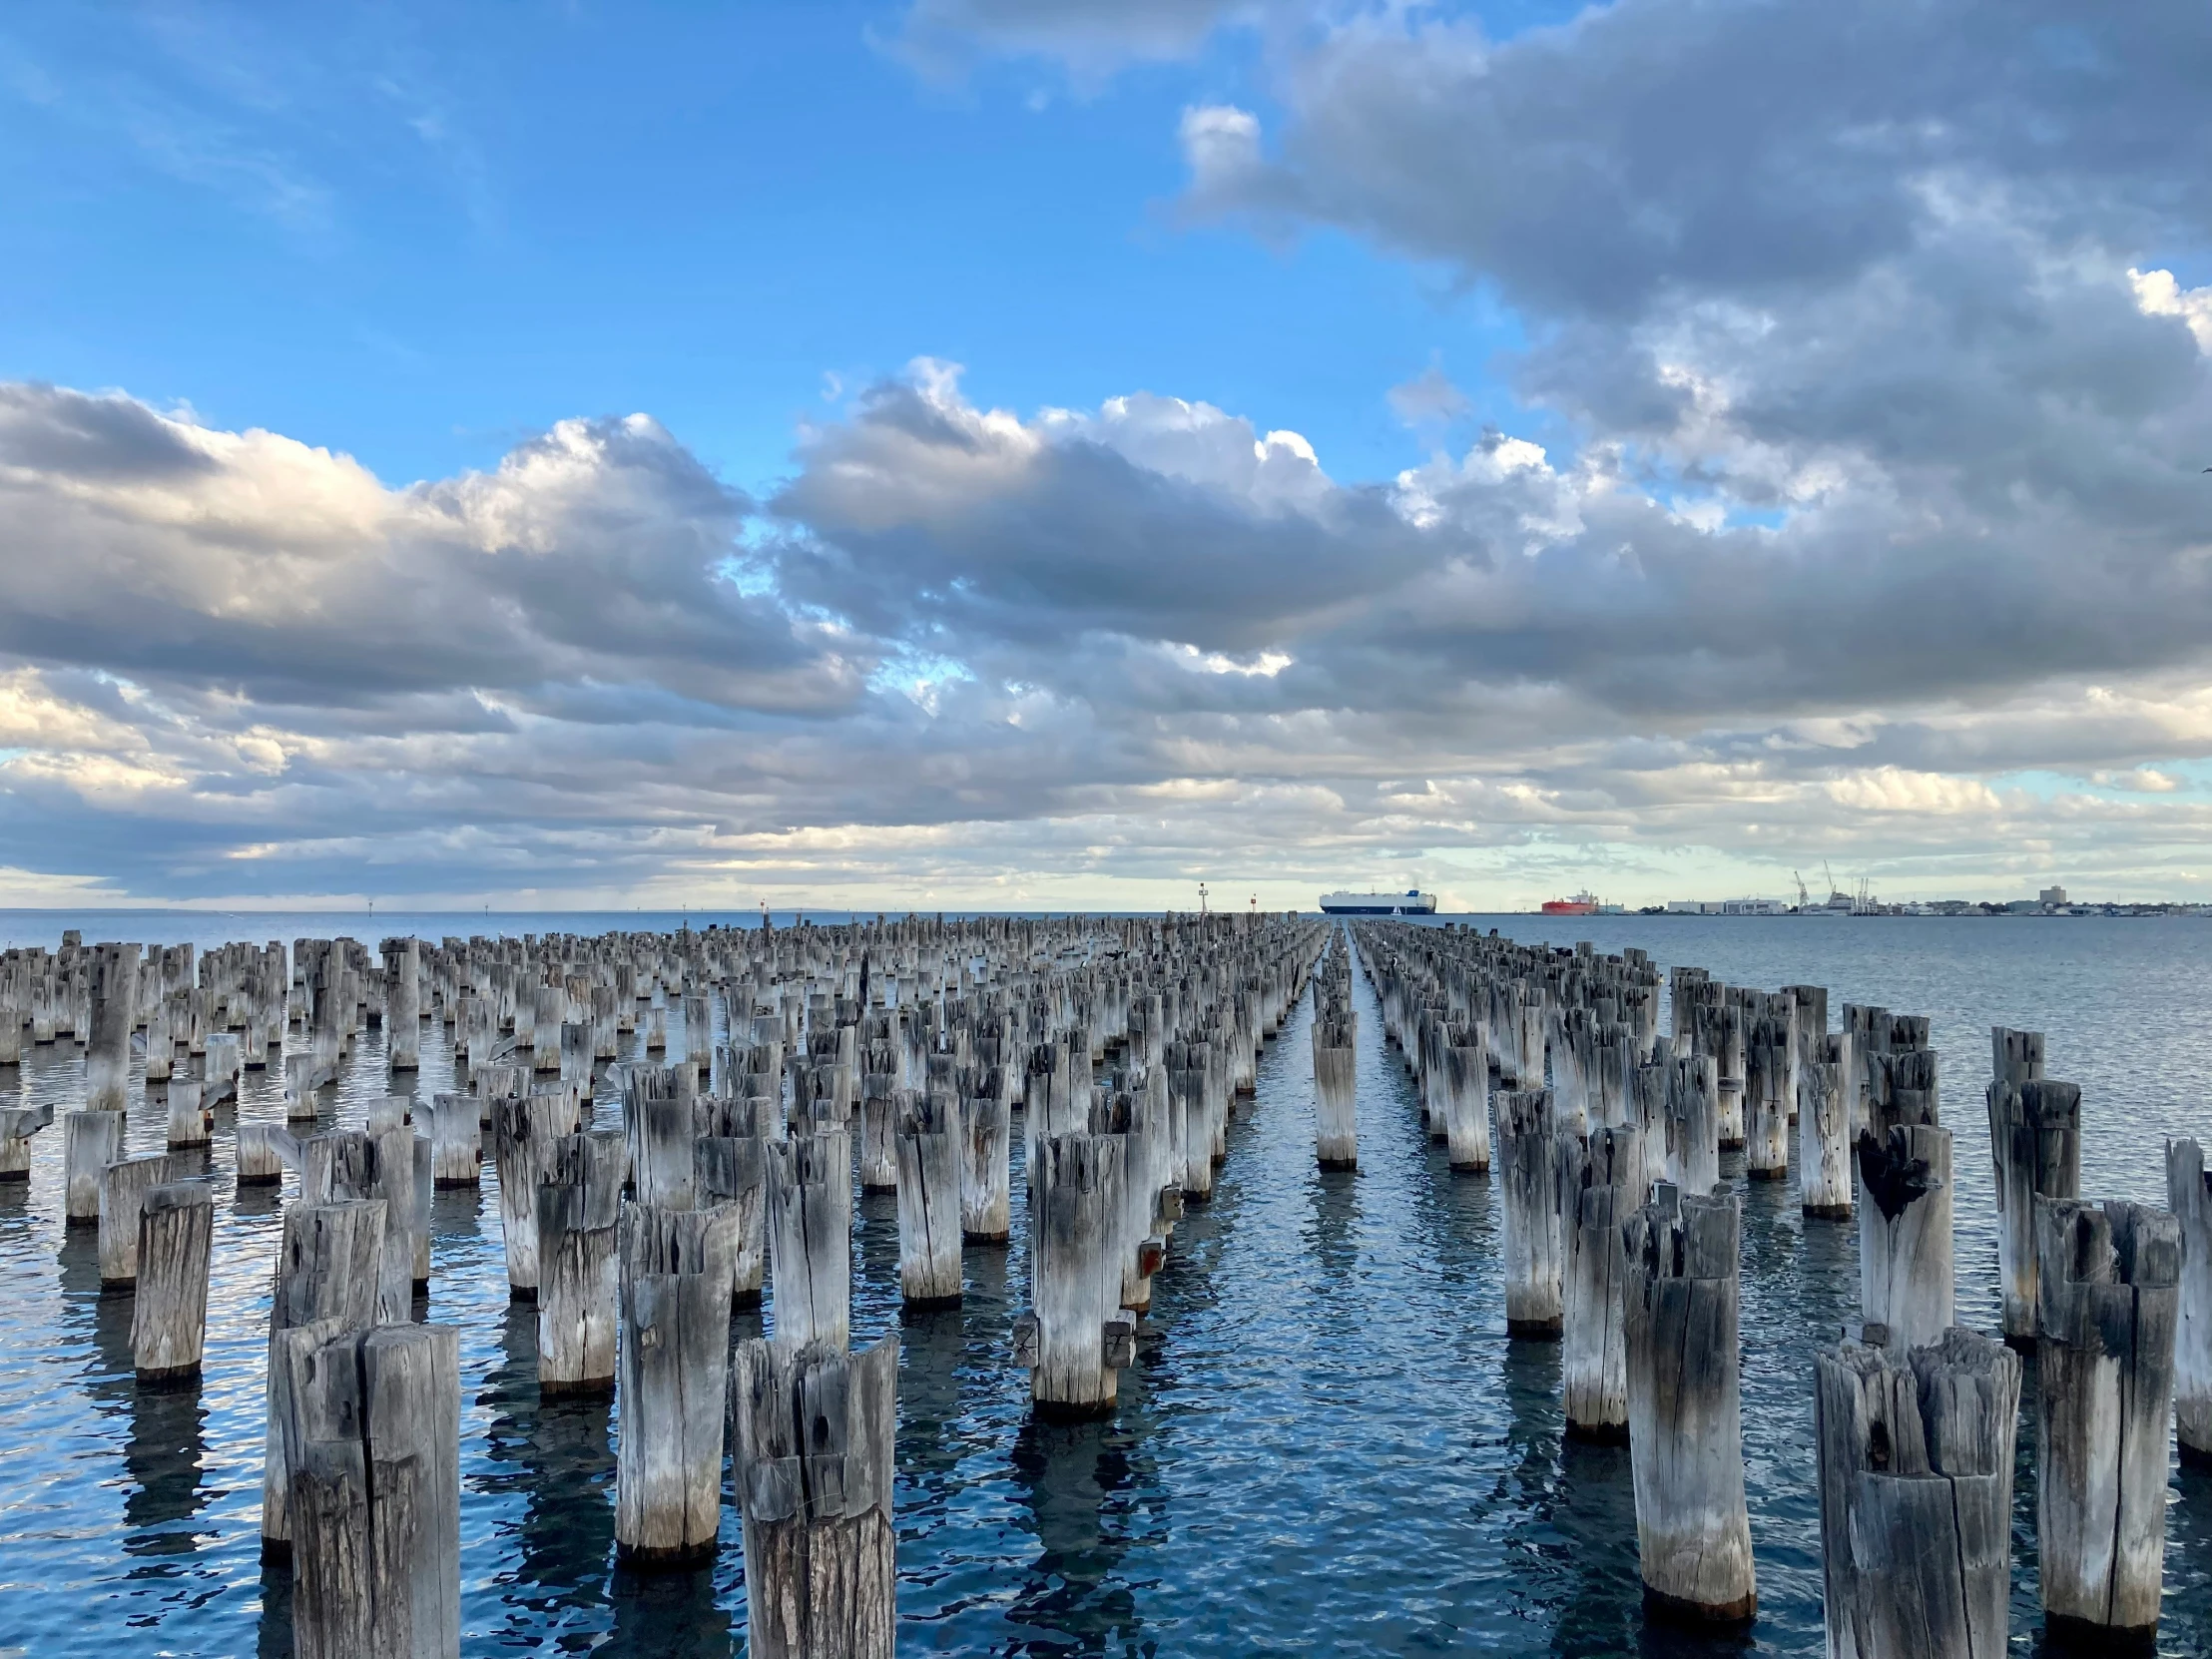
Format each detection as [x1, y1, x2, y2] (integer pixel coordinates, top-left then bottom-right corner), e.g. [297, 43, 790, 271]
[66, 1109, 124, 1224]
[1561, 1123, 1647, 1440]
[695, 1132, 769, 1307]
[491, 1093, 574, 1302]
[263, 1198, 386, 1561]
[1814, 1329, 2019, 1659]
[0, 1102, 52, 1182]
[1498, 1088, 1563, 1339]
[961, 1088, 1011, 1244]
[1857, 1123, 1953, 1352]
[2034, 1197, 2181, 1648]
[1018, 1130, 1133, 1417]
[1662, 1051, 1719, 1194]
[769, 1131, 851, 1351]
[99, 1152, 178, 1286]
[1442, 1024, 1490, 1173]
[1800, 1037, 1855, 1219]
[1623, 1183, 1755, 1625]
[857, 1075, 899, 1193]
[132, 1181, 215, 1382]
[536, 1129, 625, 1396]
[615, 1201, 738, 1569]
[896, 1091, 963, 1307]
[428, 1093, 480, 1187]
[204, 1032, 241, 1107]
[279, 1321, 461, 1659]
[732, 1335, 898, 1659]
[2169, 1137, 2212, 1464]
[86, 941, 140, 1114]
[1987, 1038, 2078, 1345]
[624, 1063, 699, 1211]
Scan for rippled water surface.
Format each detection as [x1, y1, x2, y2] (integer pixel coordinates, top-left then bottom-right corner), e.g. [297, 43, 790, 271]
[2, 910, 2209, 1655]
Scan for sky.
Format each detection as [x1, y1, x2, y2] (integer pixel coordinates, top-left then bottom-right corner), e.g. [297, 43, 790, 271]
[1, 0, 2211, 913]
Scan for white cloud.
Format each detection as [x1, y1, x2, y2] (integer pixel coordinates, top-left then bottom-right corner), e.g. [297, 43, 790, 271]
[2129, 267, 2212, 353]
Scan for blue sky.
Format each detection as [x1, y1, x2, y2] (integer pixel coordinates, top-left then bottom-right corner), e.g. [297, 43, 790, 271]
[0, 2, 1557, 493]
[2, 2, 2211, 910]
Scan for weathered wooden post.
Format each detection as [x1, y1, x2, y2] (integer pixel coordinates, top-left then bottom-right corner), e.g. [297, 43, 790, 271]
[0, 1102, 52, 1182]
[279, 1321, 461, 1659]
[1312, 1003, 1358, 1171]
[962, 1089, 1011, 1244]
[1744, 1017, 1791, 1181]
[1988, 1053, 2079, 1345]
[896, 1091, 963, 1306]
[1858, 1123, 1953, 1352]
[236, 1121, 290, 1187]
[769, 1131, 852, 1350]
[1017, 1130, 1134, 1416]
[1498, 1088, 1563, 1338]
[1814, 1329, 2019, 1659]
[1801, 1039, 1855, 1219]
[263, 1198, 386, 1560]
[1662, 1051, 1719, 1194]
[385, 936, 421, 1072]
[857, 1077, 898, 1192]
[491, 1093, 572, 1301]
[428, 1093, 480, 1187]
[132, 1181, 215, 1382]
[2034, 1197, 2180, 1646]
[99, 1152, 178, 1286]
[615, 1201, 737, 1568]
[1442, 1026, 1490, 1173]
[696, 1132, 769, 1307]
[1561, 1123, 1646, 1440]
[65, 1109, 124, 1224]
[164, 1077, 211, 1151]
[2170, 1137, 2212, 1464]
[86, 941, 140, 1114]
[732, 1335, 899, 1659]
[1623, 1184, 1755, 1624]
[304, 1127, 416, 1324]
[536, 1130, 624, 1395]
[624, 1063, 699, 1210]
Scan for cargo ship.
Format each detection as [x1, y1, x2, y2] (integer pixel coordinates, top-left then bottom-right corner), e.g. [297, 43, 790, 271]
[1319, 889, 1437, 915]
[1541, 891, 1600, 915]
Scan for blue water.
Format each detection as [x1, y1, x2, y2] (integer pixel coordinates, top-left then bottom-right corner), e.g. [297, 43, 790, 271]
[0, 911, 2207, 1655]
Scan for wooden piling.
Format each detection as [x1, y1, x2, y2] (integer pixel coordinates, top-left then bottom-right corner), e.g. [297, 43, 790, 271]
[279, 1321, 461, 1659]
[132, 1181, 214, 1382]
[961, 1090, 1011, 1244]
[1442, 1029, 1491, 1173]
[99, 1152, 177, 1286]
[65, 1108, 124, 1224]
[732, 1335, 899, 1659]
[1857, 1124, 1953, 1353]
[1312, 1007, 1358, 1172]
[615, 1200, 737, 1568]
[1561, 1123, 1647, 1440]
[1623, 1184, 1755, 1624]
[2169, 1137, 2212, 1464]
[1800, 1042, 1855, 1219]
[536, 1130, 625, 1395]
[2034, 1197, 2181, 1646]
[428, 1093, 481, 1187]
[895, 1091, 963, 1306]
[1988, 1063, 2080, 1345]
[1814, 1329, 2019, 1659]
[768, 1131, 852, 1351]
[86, 942, 139, 1114]
[1019, 1130, 1132, 1417]
[695, 1132, 769, 1307]
[1498, 1088, 1563, 1339]
[263, 1198, 387, 1559]
[236, 1121, 291, 1186]
[0, 1102, 53, 1182]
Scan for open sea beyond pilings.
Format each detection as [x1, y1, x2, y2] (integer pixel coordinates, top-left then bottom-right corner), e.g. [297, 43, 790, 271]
[0, 909, 2207, 1655]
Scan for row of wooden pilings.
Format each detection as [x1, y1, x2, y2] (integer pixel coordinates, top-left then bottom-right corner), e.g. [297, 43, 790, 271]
[1336, 918, 2207, 1655]
[12, 910, 1329, 1658]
